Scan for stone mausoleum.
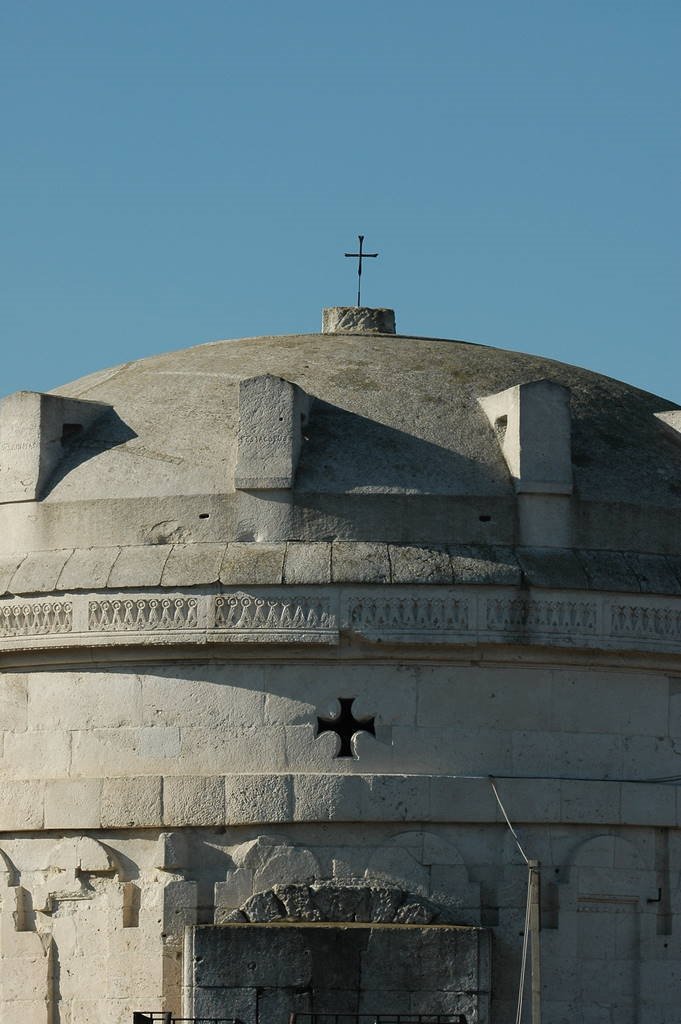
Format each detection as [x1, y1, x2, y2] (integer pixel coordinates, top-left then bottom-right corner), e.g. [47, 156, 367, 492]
[0, 305, 680, 1023]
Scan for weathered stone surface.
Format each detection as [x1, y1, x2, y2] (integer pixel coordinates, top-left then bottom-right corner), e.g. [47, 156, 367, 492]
[516, 547, 589, 589]
[389, 545, 452, 584]
[449, 545, 521, 585]
[9, 549, 73, 594]
[241, 890, 286, 922]
[225, 774, 293, 824]
[0, 780, 44, 829]
[220, 543, 286, 585]
[161, 543, 224, 586]
[107, 543, 172, 587]
[56, 547, 120, 590]
[578, 549, 640, 592]
[393, 899, 436, 924]
[235, 375, 311, 490]
[163, 775, 225, 826]
[311, 883, 370, 922]
[44, 778, 101, 829]
[272, 884, 321, 921]
[322, 306, 396, 334]
[367, 886, 404, 922]
[0, 553, 26, 595]
[283, 542, 331, 584]
[100, 776, 162, 827]
[332, 542, 390, 583]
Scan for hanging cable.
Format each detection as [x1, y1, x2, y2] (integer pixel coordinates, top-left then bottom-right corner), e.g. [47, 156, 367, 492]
[489, 776, 535, 1023]
[489, 775, 529, 865]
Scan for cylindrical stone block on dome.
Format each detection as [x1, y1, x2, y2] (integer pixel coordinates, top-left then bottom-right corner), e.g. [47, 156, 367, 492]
[322, 306, 396, 334]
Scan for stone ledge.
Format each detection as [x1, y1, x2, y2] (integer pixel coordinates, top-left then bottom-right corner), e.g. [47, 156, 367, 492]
[3, 543, 681, 596]
[0, 773, 675, 832]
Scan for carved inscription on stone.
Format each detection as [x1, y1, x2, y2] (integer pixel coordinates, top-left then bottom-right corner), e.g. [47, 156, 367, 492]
[0, 601, 72, 636]
[88, 597, 198, 632]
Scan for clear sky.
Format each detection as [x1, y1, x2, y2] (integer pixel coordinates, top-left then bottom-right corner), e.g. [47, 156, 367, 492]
[2, 1, 680, 400]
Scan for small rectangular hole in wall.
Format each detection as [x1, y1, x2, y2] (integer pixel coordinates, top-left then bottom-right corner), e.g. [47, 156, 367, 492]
[61, 423, 83, 444]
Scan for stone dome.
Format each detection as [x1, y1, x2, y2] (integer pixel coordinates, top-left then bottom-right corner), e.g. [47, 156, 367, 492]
[1, 307, 681, 599]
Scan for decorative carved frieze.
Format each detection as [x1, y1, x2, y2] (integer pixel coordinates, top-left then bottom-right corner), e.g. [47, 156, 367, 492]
[609, 603, 681, 642]
[2, 585, 681, 655]
[345, 594, 469, 642]
[214, 592, 337, 644]
[88, 597, 198, 632]
[486, 597, 598, 635]
[0, 600, 72, 636]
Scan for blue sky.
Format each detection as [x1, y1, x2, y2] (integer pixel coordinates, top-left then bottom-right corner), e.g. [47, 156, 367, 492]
[2, 1, 680, 400]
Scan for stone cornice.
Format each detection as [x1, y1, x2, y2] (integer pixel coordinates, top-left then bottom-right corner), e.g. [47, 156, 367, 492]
[2, 583, 681, 656]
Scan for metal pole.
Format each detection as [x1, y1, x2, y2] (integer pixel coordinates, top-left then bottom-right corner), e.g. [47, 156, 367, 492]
[528, 859, 542, 1024]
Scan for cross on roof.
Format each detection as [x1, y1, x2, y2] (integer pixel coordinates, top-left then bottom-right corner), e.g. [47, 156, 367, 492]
[316, 697, 376, 758]
[344, 234, 378, 307]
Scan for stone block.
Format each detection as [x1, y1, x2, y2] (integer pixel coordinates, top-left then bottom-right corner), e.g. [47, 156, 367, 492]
[0, 673, 28, 730]
[225, 773, 293, 824]
[293, 774, 364, 821]
[272, 884, 321, 921]
[516, 547, 588, 589]
[449, 545, 521, 585]
[142, 665, 265, 729]
[178, 724, 286, 774]
[361, 775, 430, 821]
[241, 889, 286, 922]
[0, 780, 44, 829]
[310, 882, 370, 922]
[616, 783, 677, 827]
[193, 924, 312, 988]
[155, 831, 189, 871]
[140, 725, 181, 759]
[235, 374, 311, 489]
[163, 879, 199, 936]
[389, 545, 453, 584]
[28, 670, 142, 730]
[55, 546, 120, 590]
[220, 543, 286, 584]
[283, 541, 332, 583]
[491, 778, 561, 823]
[0, 553, 27, 595]
[417, 665, 552, 731]
[44, 778, 102, 829]
[331, 542, 390, 583]
[578, 549, 640, 592]
[3, 729, 71, 779]
[215, 868, 254, 914]
[107, 544, 172, 587]
[70, 727, 139, 777]
[430, 776, 499, 823]
[560, 779, 621, 823]
[512, 729, 622, 780]
[552, 668, 667, 736]
[160, 542, 224, 586]
[163, 775, 225, 826]
[253, 847, 320, 891]
[9, 549, 73, 594]
[100, 776, 162, 827]
[626, 552, 681, 595]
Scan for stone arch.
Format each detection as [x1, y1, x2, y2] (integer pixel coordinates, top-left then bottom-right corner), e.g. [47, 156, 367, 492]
[366, 829, 481, 925]
[233, 881, 443, 924]
[551, 833, 657, 1022]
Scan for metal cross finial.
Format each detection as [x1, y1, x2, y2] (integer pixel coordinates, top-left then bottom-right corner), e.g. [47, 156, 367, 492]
[344, 234, 378, 307]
